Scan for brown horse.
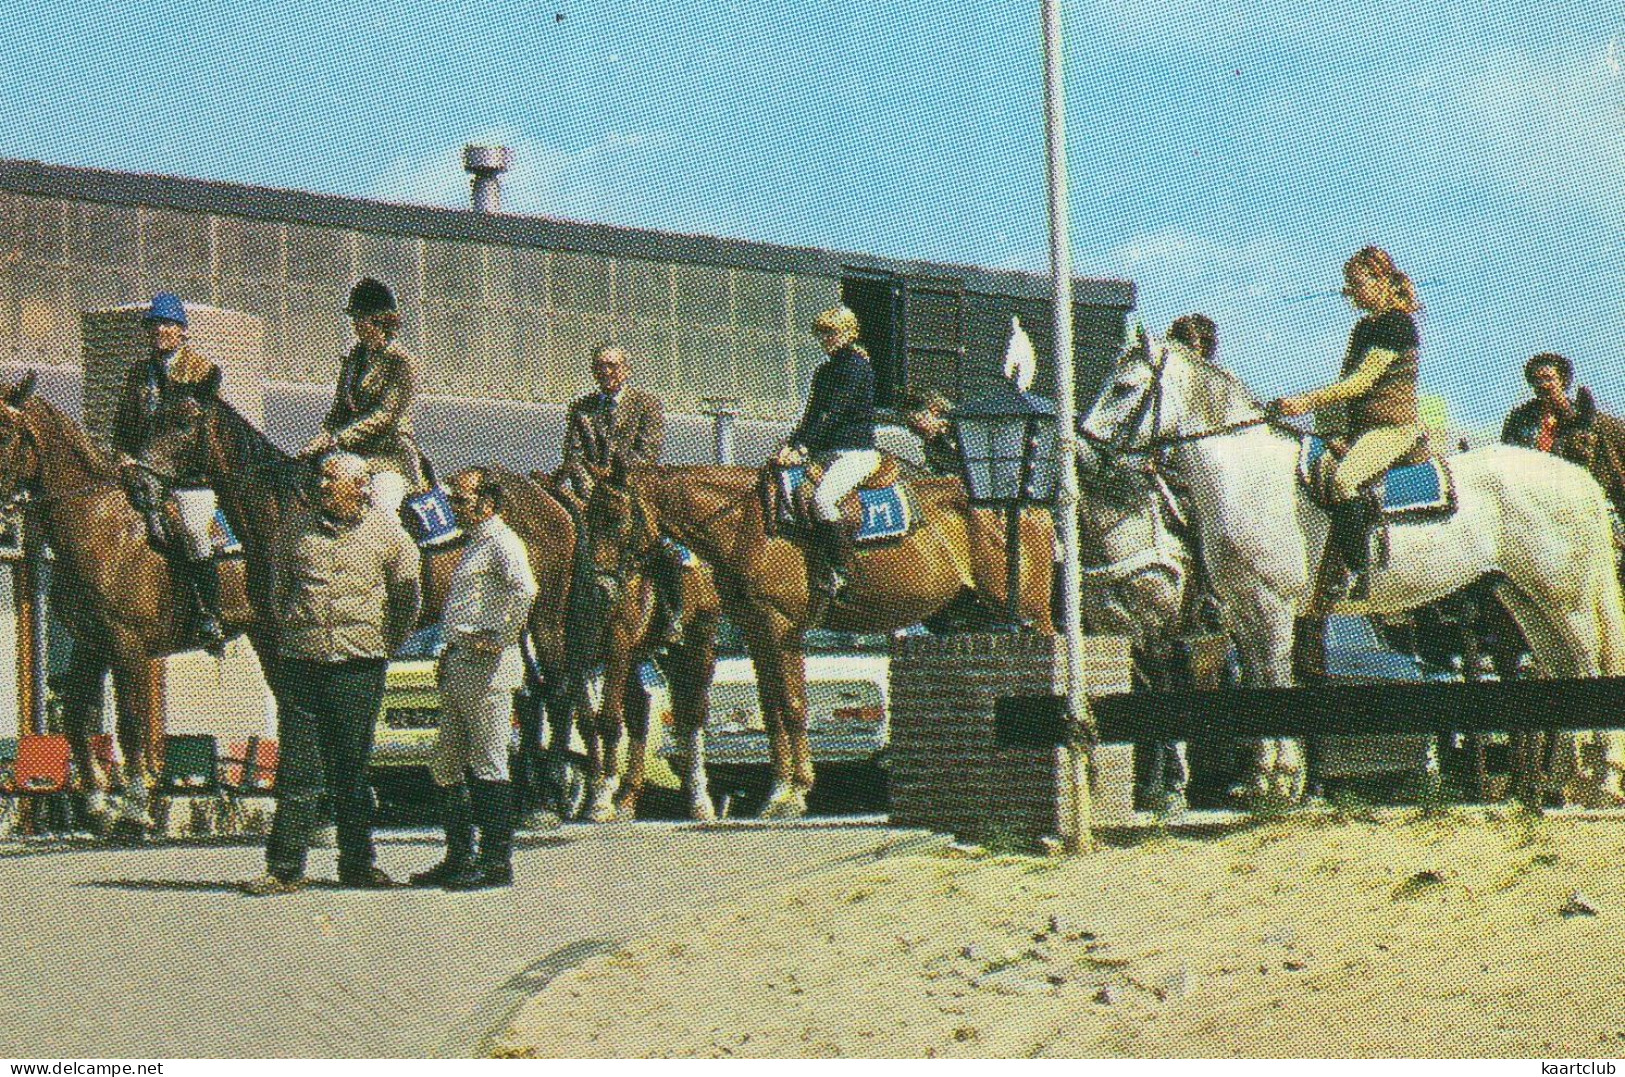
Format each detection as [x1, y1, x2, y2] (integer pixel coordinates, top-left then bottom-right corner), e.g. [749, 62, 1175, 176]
[569, 543, 723, 820]
[143, 378, 723, 820]
[0, 375, 272, 832]
[584, 461, 1056, 817]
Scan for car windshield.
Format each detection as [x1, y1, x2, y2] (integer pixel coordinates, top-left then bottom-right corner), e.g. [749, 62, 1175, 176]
[394, 623, 446, 660]
[715, 616, 904, 657]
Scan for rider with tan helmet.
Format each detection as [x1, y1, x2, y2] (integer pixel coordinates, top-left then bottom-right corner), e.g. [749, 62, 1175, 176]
[774, 305, 878, 625]
[1273, 246, 1424, 598]
[300, 278, 426, 519]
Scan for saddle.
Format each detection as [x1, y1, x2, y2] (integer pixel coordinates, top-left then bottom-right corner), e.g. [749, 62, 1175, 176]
[1297, 435, 1456, 520]
[761, 457, 917, 544]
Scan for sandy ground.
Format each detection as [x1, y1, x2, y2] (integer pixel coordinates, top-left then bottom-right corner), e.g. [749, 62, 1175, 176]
[498, 809, 1625, 1058]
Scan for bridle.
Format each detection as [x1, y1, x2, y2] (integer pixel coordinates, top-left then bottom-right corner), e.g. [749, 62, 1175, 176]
[1078, 341, 1292, 472]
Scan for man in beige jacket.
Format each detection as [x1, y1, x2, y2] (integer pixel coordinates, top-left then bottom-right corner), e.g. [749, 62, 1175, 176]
[243, 452, 421, 896]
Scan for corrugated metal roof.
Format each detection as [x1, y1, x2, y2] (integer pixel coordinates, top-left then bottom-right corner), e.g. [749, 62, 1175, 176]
[0, 157, 1136, 308]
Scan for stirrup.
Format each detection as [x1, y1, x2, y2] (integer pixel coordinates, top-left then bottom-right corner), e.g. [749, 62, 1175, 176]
[197, 618, 227, 657]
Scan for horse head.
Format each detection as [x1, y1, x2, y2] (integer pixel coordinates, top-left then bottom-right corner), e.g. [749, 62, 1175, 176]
[1081, 332, 1263, 460]
[581, 460, 661, 585]
[0, 372, 41, 507]
[141, 367, 222, 485]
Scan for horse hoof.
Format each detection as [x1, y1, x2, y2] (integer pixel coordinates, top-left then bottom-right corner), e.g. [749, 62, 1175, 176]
[760, 794, 807, 821]
[520, 809, 563, 832]
[689, 800, 717, 823]
[586, 791, 618, 823]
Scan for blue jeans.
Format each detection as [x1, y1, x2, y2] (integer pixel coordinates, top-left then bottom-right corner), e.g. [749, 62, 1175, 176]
[266, 658, 387, 880]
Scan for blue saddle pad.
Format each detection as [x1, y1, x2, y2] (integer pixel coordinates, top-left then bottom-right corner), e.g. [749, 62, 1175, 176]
[1377, 458, 1453, 515]
[208, 508, 242, 558]
[1298, 435, 1454, 517]
[779, 466, 914, 543]
[402, 487, 464, 548]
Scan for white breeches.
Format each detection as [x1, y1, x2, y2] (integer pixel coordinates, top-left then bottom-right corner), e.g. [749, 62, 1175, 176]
[170, 487, 218, 561]
[812, 450, 881, 522]
[370, 470, 409, 520]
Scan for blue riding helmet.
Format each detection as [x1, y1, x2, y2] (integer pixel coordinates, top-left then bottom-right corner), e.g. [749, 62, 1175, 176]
[142, 292, 188, 328]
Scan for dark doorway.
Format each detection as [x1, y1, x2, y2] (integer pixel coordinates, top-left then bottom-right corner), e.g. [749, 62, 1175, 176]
[841, 270, 903, 408]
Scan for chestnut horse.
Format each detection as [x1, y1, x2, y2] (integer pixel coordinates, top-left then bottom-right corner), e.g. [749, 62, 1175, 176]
[0, 375, 273, 832]
[584, 462, 1056, 817]
[142, 379, 722, 820]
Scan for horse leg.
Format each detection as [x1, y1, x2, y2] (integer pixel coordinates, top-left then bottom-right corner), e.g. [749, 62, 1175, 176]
[1490, 584, 1596, 805]
[665, 621, 719, 821]
[108, 655, 159, 833]
[588, 638, 636, 822]
[1224, 589, 1306, 804]
[535, 674, 580, 819]
[576, 685, 612, 823]
[59, 643, 113, 831]
[613, 665, 651, 817]
[780, 644, 813, 806]
[740, 617, 801, 818]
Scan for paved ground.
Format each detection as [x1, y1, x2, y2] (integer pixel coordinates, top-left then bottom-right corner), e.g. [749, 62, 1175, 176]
[0, 818, 935, 1058]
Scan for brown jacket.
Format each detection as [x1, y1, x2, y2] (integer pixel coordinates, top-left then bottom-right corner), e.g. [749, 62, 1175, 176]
[322, 342, 425, 487]
[561, 386, 665, 470]
[1340, 312, 1421, 436]
[111, 346, 218, 467]
[271, 502, 422, 662]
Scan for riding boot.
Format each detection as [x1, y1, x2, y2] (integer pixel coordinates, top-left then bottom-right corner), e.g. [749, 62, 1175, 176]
[804, 521, 852, 628]
[186, 556, 227, 655]
[1328, 497, 1373, 600]
[409, 783, 474, 887]
[652, 539, 687, 646]
[1292, 616, 1328, 683]
[445, 779, 515, 891]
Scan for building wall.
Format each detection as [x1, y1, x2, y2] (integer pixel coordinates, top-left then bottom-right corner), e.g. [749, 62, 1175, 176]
[0, 190, 848, 421]
[0, 163, 1135, 425]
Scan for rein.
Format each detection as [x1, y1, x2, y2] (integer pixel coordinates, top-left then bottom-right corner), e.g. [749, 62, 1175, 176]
[1081, 342, 1301, 466]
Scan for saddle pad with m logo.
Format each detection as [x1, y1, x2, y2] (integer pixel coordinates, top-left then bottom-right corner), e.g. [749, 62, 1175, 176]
[777, 466, 916, 543]
[1297, 435, 1456, 519]
[402, 487, 464, 548]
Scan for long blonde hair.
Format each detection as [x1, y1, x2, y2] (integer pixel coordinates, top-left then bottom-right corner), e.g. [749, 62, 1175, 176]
[1344, 246, 1421, 315]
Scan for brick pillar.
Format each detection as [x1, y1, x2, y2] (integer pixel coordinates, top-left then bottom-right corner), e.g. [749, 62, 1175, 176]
[888, 632, 1134, 848]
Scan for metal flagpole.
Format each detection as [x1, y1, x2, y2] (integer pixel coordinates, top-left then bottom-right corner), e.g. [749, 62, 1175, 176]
[1043, 0, 1096, 853]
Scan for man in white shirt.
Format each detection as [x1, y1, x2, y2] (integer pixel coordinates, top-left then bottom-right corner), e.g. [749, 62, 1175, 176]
[411, 467, 540, 891]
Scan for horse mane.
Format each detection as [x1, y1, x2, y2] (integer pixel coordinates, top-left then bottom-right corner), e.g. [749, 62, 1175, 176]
[207, 397, 309, 506]
[20, 397, 117, 484]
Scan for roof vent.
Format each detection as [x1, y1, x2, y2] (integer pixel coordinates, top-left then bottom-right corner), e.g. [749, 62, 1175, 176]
[462, 145, 511, 213]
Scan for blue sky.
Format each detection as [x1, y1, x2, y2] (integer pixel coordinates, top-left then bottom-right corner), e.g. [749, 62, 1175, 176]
[0, 0, 1620, 429]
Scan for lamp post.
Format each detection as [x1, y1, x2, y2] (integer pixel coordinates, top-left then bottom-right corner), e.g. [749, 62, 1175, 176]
[950, 378, 1060, 627]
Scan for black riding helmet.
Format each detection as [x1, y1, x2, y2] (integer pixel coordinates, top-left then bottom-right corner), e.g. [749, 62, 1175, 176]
[345, 277, 397, 317]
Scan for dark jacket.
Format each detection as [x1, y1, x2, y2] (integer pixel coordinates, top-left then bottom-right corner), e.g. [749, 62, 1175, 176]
[1504, 389, 1625, 513]
[561, 386, 666, 470]
[111, 346, 218, 476]
[791, 345, 875, 454]
[323, 342, 425, 487]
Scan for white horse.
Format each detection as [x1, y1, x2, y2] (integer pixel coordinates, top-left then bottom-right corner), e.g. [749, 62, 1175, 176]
[1074, 459, 1204, 808]
[1080, 336, 1625, 805]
